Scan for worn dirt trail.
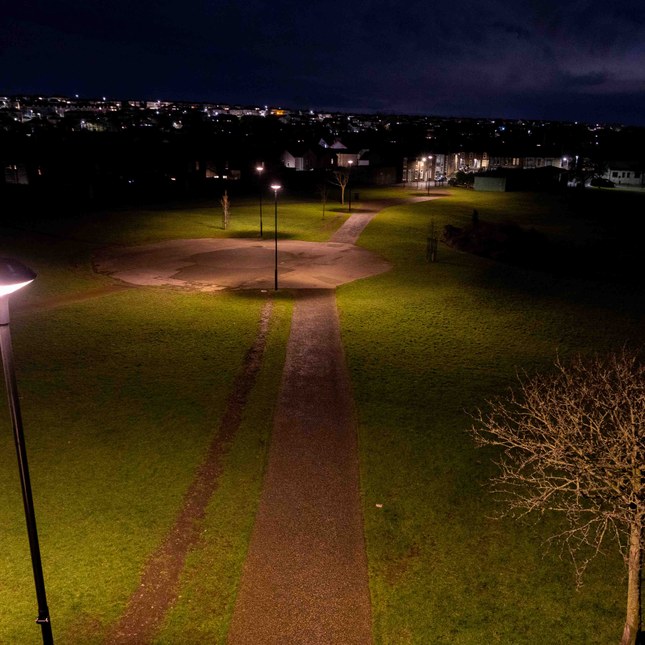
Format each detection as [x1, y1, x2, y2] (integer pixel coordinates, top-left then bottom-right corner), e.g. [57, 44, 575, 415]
[109, 301, 274, 644]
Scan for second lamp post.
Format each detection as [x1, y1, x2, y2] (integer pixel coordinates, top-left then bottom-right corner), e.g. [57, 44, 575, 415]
[255, 165, 264, 238]
[270, 184, 281, 290]
[347, 159, 353, 213]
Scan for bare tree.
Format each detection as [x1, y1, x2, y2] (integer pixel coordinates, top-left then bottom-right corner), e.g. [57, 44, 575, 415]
[221, 190, 230, 229]
[470, 350, 645, 645]
[330, 169, 350, 205]
[426, 219, 438, 263]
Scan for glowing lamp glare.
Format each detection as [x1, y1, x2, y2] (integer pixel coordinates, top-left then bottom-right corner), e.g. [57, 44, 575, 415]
[0, 259, 36, 297]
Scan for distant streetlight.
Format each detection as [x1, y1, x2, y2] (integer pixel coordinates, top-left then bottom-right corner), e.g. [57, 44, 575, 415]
[418, 157, 430, 190]
[270, 184, 281, 290]
[0, 259, 54, 645]
[255, 165, 264, 238]
[347, 160, 354, 213]
[426, 155, 433, 195]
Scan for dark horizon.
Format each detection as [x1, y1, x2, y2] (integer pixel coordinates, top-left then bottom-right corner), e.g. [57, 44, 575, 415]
[3, 1, 645, 128]
[4, 91, 643, 132]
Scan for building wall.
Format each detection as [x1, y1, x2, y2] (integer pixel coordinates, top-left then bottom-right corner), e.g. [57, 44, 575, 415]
[474, 176, 507, 192]
[605, 168, 644, 186]
[3, 163, 29, 185]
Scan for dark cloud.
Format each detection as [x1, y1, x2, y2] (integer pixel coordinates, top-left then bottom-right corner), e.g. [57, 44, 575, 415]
[562, 71, 608, 88]
[1, 0, 644, 124]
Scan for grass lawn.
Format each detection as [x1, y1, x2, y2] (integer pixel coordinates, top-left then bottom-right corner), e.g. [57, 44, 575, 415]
[156, 294, 293, 643]
[337, 188, 645, 643]
[0, 186, 642, 642]
[1, 289, 268, 642]
[0, 199, 317, 642]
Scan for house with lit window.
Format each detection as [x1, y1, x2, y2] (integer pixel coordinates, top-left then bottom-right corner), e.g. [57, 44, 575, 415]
[282, 141, 368, 171]
[281, 146, 318, 171]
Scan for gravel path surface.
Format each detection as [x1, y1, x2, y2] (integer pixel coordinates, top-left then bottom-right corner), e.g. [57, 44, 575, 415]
[227, 290, 372, 644]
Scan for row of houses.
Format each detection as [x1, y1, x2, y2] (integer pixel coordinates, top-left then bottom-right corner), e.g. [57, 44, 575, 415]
[4, 133, 644, 192]
[281, 144, 588, 186]
[401, 152, 576, 183]
[404, 153, 645, 189]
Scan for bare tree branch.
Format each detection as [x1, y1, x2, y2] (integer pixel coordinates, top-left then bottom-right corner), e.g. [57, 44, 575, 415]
[470, 349, 645, 644]
[330, 169, 350, 205]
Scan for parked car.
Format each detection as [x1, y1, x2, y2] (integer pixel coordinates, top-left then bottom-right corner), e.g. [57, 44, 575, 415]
[587, 177, 615, 188]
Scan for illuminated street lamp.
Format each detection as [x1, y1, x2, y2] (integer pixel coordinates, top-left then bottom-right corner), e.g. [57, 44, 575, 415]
[347, 159, 354, 213]
[0, 259, 53, 644]
[426, 155, 433, 195]
[255, 165, 264, 238]
[270, 184, 281, 290]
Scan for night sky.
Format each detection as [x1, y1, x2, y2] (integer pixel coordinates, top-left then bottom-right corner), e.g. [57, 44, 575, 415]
[3, 0, 645, 126]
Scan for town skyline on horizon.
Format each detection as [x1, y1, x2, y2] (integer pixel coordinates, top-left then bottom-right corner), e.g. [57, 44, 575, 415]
[4, 91, 642, 131]
[4, 1, 645, 129]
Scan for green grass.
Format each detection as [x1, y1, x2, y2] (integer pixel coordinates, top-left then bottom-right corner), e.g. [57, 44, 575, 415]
[0, 187, 642, 642]
[156, 294, 293, 643]
[0, 289, 265, 643]
[337, 190, 645, 643]
[8, 196, 347, 246]
[0, 190, 340, 642]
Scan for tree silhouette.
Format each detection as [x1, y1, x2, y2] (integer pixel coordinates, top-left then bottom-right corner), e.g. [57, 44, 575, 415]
[471, 350, 645, 645]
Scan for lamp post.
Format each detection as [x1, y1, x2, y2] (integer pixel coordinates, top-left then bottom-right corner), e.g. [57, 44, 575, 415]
[347, 160, 354, 213]
[0, 259, 53, 644]
[255, 165, 264, 238]
[270, 184, 281, 290]
[426, 155, 433, 195]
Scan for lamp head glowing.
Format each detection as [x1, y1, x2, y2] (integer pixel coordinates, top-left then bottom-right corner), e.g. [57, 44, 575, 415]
[256, 165, 264, 173]
[270, 183, 281, 192]
[0, 259, 36, 297]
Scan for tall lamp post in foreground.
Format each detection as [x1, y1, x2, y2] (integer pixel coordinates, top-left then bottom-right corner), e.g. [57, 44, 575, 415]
[255, 165, 264, 238]
[0, 259, 54, 645]
[270, 184, 281, 290]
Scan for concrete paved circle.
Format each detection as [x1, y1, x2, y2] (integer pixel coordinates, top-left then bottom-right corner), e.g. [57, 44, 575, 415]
[94, 238, 392, 291]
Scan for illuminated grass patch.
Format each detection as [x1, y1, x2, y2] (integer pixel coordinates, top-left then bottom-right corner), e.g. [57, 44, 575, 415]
[337, 190, 645, 643]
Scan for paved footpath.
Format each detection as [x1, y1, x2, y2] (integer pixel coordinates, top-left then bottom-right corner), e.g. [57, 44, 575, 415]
[227, 288, 372, 644]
